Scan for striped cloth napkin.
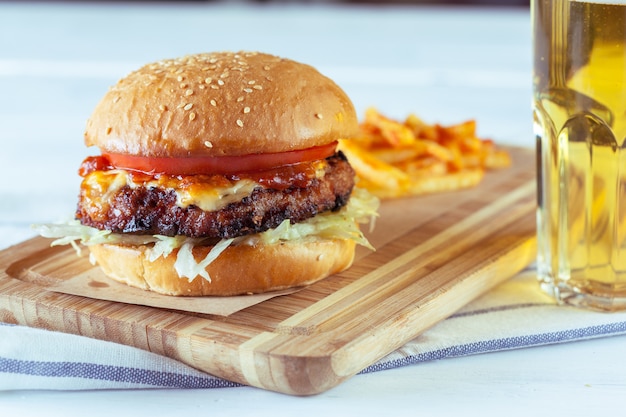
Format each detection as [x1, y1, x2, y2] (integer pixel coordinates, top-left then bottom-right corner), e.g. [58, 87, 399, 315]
[2, 266, 626, 390]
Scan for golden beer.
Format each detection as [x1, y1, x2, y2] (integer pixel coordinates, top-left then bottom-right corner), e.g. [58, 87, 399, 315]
[533, 0, 626, 310]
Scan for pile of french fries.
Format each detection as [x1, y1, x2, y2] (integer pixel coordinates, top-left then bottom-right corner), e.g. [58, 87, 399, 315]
[339, 108, 511, 199]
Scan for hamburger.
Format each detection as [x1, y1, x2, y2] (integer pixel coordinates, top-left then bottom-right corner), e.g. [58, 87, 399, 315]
[39, 51, 378, 296]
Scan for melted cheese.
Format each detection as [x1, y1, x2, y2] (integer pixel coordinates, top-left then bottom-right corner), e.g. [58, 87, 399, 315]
[81, 170, 260, 213]
[174, 178, 258, 211]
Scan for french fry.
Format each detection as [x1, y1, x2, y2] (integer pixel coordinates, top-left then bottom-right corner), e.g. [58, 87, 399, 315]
[363, 107, 416, 147]
[339, 140, 411, 190]
[340, 108, 511, 199]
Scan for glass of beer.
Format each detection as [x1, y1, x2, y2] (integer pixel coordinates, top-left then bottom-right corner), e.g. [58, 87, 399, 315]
[533, 0, 626, 311]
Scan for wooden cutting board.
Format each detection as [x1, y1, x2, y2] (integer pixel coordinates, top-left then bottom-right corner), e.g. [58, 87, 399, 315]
[0, 146, 536, 395]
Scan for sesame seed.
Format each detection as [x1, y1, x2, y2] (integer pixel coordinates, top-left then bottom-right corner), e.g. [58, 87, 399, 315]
[184, 103, 193, 111]
[217, 79, 225, 86]
[177, 75, 184, 82]
[253, 85, 263, 90]
[179, 83, 187, 88]
[243, 107, 250, 114]
[159, 104, 167, 111]
[243, 88, 253, 93]
[315, 113, 323, 119]
[204, 141, 213, 148]
[113, 96, 121, 103]
[220, 72, 229, 79]
[185, 89, 193, 96]
[236, 96, 244, 102]
[204, 77, 212, 84]
[236, 119, 244, 127]
[210, 99, 217, 106]
[189, 112, 196, 121]
[248, 80, 256, 85]
[210, 85, 219, 90]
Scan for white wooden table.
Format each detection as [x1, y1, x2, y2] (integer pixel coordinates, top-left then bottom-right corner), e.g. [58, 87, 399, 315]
[0, 2, 624, 415]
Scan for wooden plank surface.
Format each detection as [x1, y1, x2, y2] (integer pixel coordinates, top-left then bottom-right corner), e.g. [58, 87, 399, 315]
[0, 146, 537, 395]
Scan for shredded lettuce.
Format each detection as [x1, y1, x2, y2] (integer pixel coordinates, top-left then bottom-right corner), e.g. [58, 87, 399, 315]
[32, 188, 379, 282]
[173, 238, 234, 283]
[35, 220, 184, 257]
[256, 187, 379, 250]
[150, 235, 191, 262]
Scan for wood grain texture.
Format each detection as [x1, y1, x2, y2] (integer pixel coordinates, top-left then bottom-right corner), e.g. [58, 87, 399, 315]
[0, 147, 537, 395]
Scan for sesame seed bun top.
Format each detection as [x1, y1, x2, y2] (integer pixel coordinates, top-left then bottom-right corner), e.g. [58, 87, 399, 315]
[84, 51, 359, 158]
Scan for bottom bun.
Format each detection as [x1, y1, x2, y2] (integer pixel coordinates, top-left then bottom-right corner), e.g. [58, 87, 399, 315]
[88, 238, 356, 296]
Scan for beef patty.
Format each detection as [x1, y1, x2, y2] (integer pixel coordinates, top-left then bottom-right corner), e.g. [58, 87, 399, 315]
[76, 152, 355, 239]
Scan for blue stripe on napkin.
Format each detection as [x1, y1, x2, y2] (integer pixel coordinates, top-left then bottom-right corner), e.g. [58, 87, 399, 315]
[0, 356, 241, 389]
[361, 321, 626, 374]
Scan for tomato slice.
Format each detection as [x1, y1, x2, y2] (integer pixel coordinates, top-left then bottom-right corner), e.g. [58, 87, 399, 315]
[102, 142, 337, 176]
